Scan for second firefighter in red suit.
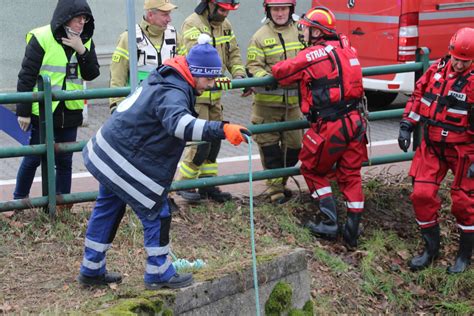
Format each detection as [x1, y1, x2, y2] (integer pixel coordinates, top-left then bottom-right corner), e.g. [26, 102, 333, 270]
[399, 27, 474, 274]
[272, 6, 367, 247]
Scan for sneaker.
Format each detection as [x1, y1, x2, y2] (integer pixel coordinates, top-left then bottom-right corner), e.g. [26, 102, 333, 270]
[77, 272, 123, 286]
[199, 186, 232, 203]
[176, 189, 201, 202]
[145, 273, 193, 290]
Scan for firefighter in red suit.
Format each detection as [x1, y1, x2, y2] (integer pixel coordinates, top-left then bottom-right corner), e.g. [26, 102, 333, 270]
[272, 6, 367, 248]
[399, 27, 474, 274]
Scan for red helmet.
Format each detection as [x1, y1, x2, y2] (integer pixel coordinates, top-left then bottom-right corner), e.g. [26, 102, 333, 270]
[299, 6, 336, 35]
[449, 27, 474, 61]
[263, 0, 296, 7]
[210, 0, 240, 10]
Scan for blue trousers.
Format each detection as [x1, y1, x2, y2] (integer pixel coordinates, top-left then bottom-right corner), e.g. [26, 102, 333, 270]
[80, 184, 176, 284]
[13, 123, 78, 199]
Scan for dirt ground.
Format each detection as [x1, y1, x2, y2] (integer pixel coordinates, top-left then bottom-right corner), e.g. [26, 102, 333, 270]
[0, 172, 473, 314]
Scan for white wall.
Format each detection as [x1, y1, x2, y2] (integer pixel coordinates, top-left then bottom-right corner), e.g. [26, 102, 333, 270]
[0, 0, 311, 92]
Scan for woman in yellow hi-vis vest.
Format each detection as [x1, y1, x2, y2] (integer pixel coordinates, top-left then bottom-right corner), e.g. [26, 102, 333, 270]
[14, 0, 99, 201]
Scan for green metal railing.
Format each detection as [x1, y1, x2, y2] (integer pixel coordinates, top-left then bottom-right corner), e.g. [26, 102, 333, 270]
[0, 49, 431, 215]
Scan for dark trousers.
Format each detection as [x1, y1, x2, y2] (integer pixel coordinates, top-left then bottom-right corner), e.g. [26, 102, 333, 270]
[13, 123, 78, 199]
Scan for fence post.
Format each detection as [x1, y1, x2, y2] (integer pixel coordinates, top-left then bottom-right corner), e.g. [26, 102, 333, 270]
[412, 47, 430, 151]
[37, 75, 57, 217]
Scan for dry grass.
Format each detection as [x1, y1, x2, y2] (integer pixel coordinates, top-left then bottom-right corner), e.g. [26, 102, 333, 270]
[0, 172, 473, 314]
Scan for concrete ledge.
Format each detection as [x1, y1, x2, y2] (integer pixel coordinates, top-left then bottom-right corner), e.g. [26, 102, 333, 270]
[173, 248, 310, 315]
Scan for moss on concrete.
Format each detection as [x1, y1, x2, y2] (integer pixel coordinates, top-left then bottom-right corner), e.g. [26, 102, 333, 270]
[98, 292, 176, 316]
[265, 282, 293, 315]
[288, 300, 314, 316]
[98, 298, 162, 315]
[265, 281, 314, 316]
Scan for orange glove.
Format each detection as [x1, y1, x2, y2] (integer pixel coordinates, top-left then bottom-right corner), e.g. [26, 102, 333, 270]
[223, 123, 251, 146]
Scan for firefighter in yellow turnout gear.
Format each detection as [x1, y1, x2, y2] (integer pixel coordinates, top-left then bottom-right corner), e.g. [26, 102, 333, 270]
[176, 0, 246, 203]
[247, 0, 304, 203]
[109, 0, 185, 113]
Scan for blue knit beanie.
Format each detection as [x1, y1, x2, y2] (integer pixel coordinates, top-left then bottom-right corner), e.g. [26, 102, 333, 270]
[186, 34, 222, 78]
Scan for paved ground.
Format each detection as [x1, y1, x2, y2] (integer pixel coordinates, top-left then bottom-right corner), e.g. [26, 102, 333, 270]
[1, 90, 402, 181]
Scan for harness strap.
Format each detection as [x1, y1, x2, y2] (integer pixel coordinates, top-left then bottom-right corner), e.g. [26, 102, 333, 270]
[424, 92, 473, 112]
[420, 116, 467, 133]
[308, 98, 361, 122]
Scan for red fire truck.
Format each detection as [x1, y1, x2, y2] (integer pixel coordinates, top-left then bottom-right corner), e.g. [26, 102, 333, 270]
[312, 0, 474, 107]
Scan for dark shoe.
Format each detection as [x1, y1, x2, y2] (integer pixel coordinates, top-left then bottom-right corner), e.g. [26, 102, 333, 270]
[343, 212, 362, 249]
[145, 273, 193, 290]
[305, 220, 338, 240]
[447, 231, 473, 274]
[409, 225, 440, 271]
[177, 189, 202, 202]
[199, 186, 232, 203]
[77, 272, 123, 286]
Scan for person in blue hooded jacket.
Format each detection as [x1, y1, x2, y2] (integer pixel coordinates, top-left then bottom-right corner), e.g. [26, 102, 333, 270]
[77, 34, 249, 289]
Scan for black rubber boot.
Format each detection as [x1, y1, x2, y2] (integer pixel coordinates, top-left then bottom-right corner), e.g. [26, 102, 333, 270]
[145, 273, 193, 290]
[409, 225, 440, 271]
[199, 186, 232, 203]
[77, 271, 123, 286]
[447, 231, 473, 274]
[176, 189, 201, 202]
[306, 196, 338, 240]
[343, 212, 362, 249]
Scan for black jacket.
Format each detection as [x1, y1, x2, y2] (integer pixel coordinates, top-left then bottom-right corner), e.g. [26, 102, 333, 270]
[16, 0, 100, 128]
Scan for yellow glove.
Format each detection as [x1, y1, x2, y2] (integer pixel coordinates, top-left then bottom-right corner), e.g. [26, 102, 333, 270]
[215, 77, 232, 90]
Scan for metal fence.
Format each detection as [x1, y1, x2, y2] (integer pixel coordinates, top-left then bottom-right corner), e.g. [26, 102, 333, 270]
[0, 48, 431, 216]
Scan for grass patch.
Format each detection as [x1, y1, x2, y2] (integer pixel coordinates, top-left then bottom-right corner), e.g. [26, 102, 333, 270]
[313, 248, 349, 274]
[1, 172, 473, 314]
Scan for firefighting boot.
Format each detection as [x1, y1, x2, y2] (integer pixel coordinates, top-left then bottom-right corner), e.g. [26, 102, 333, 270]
[447, 231, 473, 274]
[267, 178, 290, 204]
[199, 186, 232, 203]
[306, 196, 338, 240]
[409, 225, 440, 271]
[176, 189, 202, 203]
[343, 212, 362, 249]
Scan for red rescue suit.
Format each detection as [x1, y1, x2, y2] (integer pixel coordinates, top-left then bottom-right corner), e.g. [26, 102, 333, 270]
[272, 35, 367, 213]
[402, 57, 474, 232]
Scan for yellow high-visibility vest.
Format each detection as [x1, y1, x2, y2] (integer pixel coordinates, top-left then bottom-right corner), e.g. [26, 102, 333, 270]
[27, 25, 91, 116]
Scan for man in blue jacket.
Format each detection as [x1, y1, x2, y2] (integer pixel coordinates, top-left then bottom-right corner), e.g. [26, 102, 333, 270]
[77, 34, 249, 289]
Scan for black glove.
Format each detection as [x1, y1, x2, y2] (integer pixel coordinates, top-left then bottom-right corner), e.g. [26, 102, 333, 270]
[398, 121, 413, 152]
[468, 163, 474, 178]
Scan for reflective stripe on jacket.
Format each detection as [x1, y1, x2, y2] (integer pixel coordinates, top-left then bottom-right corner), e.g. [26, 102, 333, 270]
[247, 20, 304, 107]
[109, 18, 186, 108]
[403, 57, 474, 143]
[84, 58, 225, 214]
[181, 11, 245, 104]
[28, 25, 91, 116]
